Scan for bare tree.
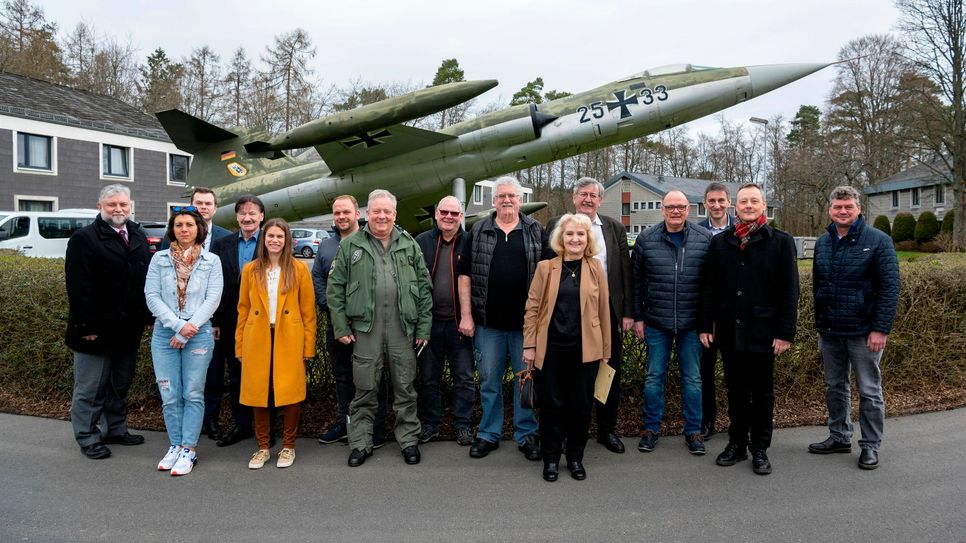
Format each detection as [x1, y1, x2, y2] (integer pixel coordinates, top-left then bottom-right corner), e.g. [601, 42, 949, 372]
[180, 45, 222, 121]
[222, 47, 251, 127]
[262, 28, 316, 131]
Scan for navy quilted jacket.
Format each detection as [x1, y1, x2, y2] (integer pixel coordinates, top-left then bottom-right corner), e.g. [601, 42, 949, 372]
[812, 216, 900, 336]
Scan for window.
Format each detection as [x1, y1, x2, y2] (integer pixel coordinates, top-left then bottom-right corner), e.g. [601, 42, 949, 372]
[891, 190, 899, 209]
[521, 192, 530, 203]
[655, 202, 662, 209]
[697, 203, 707, 217]
[935, 184, 945, 205]
[102, 144, 130, 178]
[647, 202, 654, 210]
[16, 133, 53, 172]
[0, 217, 29, 240]
[632, 202, 639, 211]
[18, 200, 53, 211]
[621, 202, 630, 215]
[38, 217, 92, 239]
[473, 185, 482, 205]
[690, 204, 699, 216]
[911, 187, 920, 208]
[169, 154, 190, 185]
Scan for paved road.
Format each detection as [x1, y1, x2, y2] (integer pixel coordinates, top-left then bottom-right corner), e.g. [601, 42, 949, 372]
[1, 409, 963, 542]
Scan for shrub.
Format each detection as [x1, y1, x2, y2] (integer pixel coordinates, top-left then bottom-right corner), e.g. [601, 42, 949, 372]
[892, 212, 916, 242]
[915, 211, 940, 243]
[895, 240, 920, 252]
[873, 215, 891, 237]
[941, 209, 955, 234]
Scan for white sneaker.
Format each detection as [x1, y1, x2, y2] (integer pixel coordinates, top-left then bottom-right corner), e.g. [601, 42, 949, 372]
[277, 448, 295, 468]
[170, 448, 197, 476]
[157, 446, 181, 471]
[249, 449, 270, 469]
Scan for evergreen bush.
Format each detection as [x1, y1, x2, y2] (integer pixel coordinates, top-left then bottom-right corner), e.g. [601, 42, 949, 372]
[892, 212, 916, 242]
[915, 211, 940, 243]
[873, 215, 891, 237]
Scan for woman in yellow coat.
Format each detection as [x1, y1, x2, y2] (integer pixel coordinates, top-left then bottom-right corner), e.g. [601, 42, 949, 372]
[523, 213, 611, 482]
[236, 218, 316, 469]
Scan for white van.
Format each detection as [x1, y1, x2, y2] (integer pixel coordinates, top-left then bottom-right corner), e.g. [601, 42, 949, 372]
[0, 210, 99, 258]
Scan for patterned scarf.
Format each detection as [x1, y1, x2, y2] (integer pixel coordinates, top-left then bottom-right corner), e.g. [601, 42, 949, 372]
[169, 243, 200, 311]
[734, 213, 768, 251]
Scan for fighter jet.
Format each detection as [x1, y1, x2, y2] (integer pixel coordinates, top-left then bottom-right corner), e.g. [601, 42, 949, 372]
[157, 62, 829, 232]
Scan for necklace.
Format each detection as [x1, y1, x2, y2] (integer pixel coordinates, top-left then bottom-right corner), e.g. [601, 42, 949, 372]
[562, 259, 580, 282]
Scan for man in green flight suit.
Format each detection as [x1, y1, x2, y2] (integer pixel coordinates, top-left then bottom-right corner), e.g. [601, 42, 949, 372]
[327, 189, 433, 467]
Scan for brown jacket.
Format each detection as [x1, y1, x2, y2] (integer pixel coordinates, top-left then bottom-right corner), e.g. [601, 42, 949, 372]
[236, 261, 317, 407]
[524, 256, 611, 369]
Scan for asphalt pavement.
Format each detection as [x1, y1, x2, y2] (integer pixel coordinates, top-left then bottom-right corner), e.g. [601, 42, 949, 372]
[1, 409, 964, 543]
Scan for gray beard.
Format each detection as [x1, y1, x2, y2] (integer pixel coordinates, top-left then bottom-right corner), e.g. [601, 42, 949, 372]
[102, 213, 127, 227]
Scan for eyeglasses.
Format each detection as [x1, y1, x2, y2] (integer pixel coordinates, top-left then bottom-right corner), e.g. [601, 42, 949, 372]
[437, 209, 462, 217]
[663, 205, 689, 212]
[495, 193, 519, 200]
[172, 206, 198, 213]
[576, 192, 600, 200]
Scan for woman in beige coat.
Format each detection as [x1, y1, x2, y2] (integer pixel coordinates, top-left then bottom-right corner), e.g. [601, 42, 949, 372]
[524, 213, 610, 482]
[236, 218, 316, 469]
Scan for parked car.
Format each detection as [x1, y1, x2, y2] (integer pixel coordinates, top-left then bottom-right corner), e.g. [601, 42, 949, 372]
[292, 228, 330, 258]
[141, 222, 168, 254]
[0, 210, 98, 258]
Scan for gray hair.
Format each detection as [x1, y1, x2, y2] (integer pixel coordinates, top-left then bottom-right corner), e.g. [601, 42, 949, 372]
[368, 189, 397, 209]
[828, 185, 862, 206]
[98, 184, 131, 203]
[573, 177, 604, 197]
[491, 176, 522, 203]
[437, 195, 464, 213]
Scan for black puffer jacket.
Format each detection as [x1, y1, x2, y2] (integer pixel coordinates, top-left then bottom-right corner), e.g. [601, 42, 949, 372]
[812, 216, 900, 336]
[631, 222, 711, 332]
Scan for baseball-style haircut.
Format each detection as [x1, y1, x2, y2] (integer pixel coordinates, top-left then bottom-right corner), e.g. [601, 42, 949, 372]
[98, 184, 130, 203]
[828, 185, 862, 206]
[165, 208, 208, 244]
[704, 182, 731, 200]
[190, 187, 218, 206]
[234, 194, 265, 213]
[368, 189, 397, 210]
[333, 194, 360, 210]
[573, 177, 604, 196]
[549, 213, 600, 258]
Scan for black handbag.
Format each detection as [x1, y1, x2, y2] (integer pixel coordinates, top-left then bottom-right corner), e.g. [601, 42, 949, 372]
[517, 367, 537, 409]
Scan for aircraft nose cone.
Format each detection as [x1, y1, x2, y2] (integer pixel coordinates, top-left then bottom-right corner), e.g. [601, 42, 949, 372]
[746, 62, 830, 97]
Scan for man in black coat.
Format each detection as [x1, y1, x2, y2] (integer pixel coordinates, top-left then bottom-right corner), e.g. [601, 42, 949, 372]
[65, 184, 151, 459]
[210, 194, 264, 447]
[545, 177, 633, 454]
[698, 183, 799, 475]
[808, 186, 899, 470]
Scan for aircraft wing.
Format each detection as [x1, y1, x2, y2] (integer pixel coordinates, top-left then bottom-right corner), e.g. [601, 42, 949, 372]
[314, 124, 456, 174]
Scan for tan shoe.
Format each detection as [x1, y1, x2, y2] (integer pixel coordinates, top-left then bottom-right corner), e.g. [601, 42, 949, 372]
[277, 447, 296, 468]
[248, 449, 270, 469]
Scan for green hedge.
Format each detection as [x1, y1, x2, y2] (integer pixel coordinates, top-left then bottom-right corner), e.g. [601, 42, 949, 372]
[915, 211, 940, 243]
[892, 212, 916, 243]
[873, 215, 891, 237]
[2, 250, 965, 434]
[941, 209, 955, 234]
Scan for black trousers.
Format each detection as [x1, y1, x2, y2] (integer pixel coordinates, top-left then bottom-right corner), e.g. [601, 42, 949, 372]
[537, 343, 597, 462]
[594, 306, 623, 436]
[721, 348, 775, 451]
[700, 341, 720, 428]
[207, 330, 252, 431]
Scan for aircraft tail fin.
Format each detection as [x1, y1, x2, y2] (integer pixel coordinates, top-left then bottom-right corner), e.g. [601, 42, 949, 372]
[156, 110, 238, 154]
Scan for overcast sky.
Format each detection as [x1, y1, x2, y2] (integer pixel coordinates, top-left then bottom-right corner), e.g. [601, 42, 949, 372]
[43, 0, 900, 135]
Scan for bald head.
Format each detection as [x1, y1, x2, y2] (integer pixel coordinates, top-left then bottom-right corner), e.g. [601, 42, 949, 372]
[435, 195, 464, 240]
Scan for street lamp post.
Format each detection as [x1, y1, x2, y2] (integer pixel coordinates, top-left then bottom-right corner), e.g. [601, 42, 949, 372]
[749, 117, 769, 198]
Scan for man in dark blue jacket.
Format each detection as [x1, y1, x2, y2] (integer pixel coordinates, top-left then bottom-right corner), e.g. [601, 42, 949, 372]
[632, 190, 711, 456]
[808, 186, 899, 470]
[414, 196, 474, 446]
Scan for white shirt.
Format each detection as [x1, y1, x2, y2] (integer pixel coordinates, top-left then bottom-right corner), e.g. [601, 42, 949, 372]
[590, 214, 607, 274]
[267, 267, 280, 325]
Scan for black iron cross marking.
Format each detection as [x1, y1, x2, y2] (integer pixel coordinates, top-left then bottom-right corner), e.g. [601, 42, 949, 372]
[341, 129, 392, 149]
[606, 90, 638, 119]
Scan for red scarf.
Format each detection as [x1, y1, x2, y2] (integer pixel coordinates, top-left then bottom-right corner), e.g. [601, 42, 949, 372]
[734, 214, 767, 251]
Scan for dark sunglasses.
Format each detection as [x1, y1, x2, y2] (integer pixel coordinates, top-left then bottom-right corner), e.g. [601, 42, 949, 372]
[437, 209, 462, 217]
[172, 205, 198, 213]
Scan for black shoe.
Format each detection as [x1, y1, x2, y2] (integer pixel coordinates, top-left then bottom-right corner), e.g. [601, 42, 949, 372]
[638, 430, 659, 452]
[567, 459, 587, 481]
[808, 436, 852, 455]
[469, 438, 499, 458]
[102, 432, 144, 446]
[752, 450, 772, 475]
[597, 432, 626, 454]
[518, 434, 541, 461]
[402, 445, 421, 465]
[858, 448, 879, 470]
[416, 426, 439, 444]
[318, 421, 348, 444]
[715, 443, 748, 466]
[542, 461, 559, 482]
[700, 422, 715, 440]
[348, 448, 372, 467]
[373, 428, 388, 449]
[455, 427, 473, 446]
[216, 428, 253, 447]
[686, 432, 707, 455]
[202, 420, 223, 441]
[81, 442, 111, 459]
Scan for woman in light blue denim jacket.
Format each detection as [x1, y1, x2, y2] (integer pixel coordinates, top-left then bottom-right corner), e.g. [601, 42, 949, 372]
[144, 207, 223, 476]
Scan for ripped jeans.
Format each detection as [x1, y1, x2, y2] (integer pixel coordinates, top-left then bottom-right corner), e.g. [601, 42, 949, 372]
[151, 322, 214, 448]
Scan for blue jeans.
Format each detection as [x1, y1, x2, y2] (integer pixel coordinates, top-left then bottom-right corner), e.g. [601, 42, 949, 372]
[642, 326, 703, 435]
[819, 334, 885, 450]
[474, 325, 538, 444]
[152, 323, 214, 448]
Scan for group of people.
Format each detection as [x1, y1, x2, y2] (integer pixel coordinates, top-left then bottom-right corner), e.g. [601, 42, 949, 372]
[64, 175, 899, 481]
